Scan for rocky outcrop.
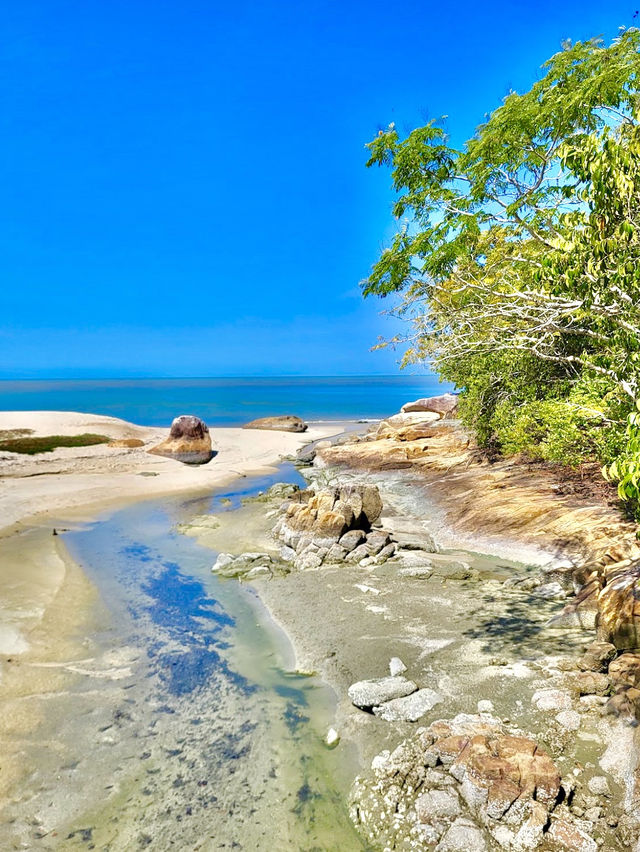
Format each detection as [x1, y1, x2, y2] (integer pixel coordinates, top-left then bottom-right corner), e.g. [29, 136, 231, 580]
[401, 392, 459, 418]
[272, 483, 397, 571]
[148, 415, 214, 465]
[350, 712, 597, 851]
[242, 415, 307, 433]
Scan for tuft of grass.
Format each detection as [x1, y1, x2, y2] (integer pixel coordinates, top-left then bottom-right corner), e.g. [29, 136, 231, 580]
[0, 433, 112, 455]
[0, 428, 35, 440]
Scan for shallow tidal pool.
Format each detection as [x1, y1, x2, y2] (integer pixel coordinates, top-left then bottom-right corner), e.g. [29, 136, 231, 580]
[3, 467, 365, 851]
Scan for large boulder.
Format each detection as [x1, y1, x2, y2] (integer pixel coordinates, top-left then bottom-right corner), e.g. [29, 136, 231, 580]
[243, 415, 307, 433]
[148, 415, 214, 465]
[401, 393, 458, 418]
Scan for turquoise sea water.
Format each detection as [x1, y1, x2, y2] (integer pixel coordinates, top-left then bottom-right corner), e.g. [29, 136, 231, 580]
[0, 375, 450, 426]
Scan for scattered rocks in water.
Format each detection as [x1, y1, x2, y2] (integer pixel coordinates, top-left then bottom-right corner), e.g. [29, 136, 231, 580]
[372, 688, 444, 722]
[350, 712, 598, 851]
[148, 415, 214, 465]
[242, 415, 307, 432]
[347, 676, 418, 710]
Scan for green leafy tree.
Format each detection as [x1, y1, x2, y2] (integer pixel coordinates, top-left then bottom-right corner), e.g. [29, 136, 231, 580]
[364, 30, 640, 507]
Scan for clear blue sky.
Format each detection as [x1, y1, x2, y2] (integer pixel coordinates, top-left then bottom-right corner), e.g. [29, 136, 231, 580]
[0, 0, 635, 378]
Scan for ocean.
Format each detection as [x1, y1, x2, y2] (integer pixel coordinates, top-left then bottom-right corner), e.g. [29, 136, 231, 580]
[0, 375, 450, 426]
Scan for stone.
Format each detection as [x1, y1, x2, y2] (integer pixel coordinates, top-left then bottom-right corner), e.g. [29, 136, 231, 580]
[389, 657, 407, 677]
[546, 819, 597, 851]
[372, 543, 396, 564]
[531, 688, 573, 711]
[398, 566, 433, 579]
[570, 672, 610, 696]
[587, 776, 610, 796]
[363, 530, 391, 556]
[401, 393, 459, 418]
[595, 561, 640, 650]
[435, 817, 487, 852]
[296, 551, 323, 571]
[148, 415, 214, 464]
[339, 484, 383, 525]
[555, 710, 581, 731]
[608, 652, 640, 687]
[212, 552, 234, 572]
[415, 788, 461, 822]
[242, 415, 307, 432]
[348, 676, 418, 710]
[392, 531, 439, 553]
[373, 688, 444, 722]
[578, 641, 617, 673]
[324, 543, 348, 563]
[280, 545, 296, 562]
[325, 728, 340, 748]
[339, 529, 366, 552]
[108, 437, 145, 448]
[345, 543, 371, 563]
[477, 700, 494, 714]
[433, 560, 476, 580]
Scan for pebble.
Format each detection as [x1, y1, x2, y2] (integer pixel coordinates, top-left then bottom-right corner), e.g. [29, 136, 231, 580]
[477, 699, 494, 713]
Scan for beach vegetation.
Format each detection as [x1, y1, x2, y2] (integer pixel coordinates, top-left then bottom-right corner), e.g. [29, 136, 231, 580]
[364, 29, 640, 513]
[0, 433, 112, 454]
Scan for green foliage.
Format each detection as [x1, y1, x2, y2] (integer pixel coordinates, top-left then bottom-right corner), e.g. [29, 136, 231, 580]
[364, 29, 640, 509]
[0, 433, 111, 454]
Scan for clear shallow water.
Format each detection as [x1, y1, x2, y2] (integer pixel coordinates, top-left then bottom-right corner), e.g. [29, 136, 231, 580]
[5, 468, 365, 851]
[0, 375, 450, 426]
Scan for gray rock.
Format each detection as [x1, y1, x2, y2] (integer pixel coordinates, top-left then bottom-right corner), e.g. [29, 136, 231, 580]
[435, 818, 487, 852]
[280, 545, 296, 562]
[364, 530, 391, 556]
[433, 561, 476, 580]
[372, 543, 396, 564]
[339, 529, 366, 552]
[212, 552, 234, 572]
[532, 688, 573, 712]
[392, 532, 439, 553]
[398, 566, 433, 579]
[372, 688, 444, 722]
[555, 710, 581, 731]
[348, 676, 418, 710]
[416, 788, 461, 822]
[587, 775, 610, 796]
[296, 551, 323, 571]
[345, 543, 371, 563]
[325, 543, 348, 563]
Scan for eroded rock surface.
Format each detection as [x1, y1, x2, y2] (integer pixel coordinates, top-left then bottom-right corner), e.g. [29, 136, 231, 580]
[148, 415, 214, 465]
[401, 393, 459, 418]
[242, 415, 307, 433]
[349, 713, 594, 851]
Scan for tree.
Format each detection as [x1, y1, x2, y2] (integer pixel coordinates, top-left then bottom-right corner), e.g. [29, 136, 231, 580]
[364, 30, 640, 505]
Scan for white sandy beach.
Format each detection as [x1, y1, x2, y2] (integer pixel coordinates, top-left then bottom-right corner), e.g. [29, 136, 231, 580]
[0, 411, 339, 534]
